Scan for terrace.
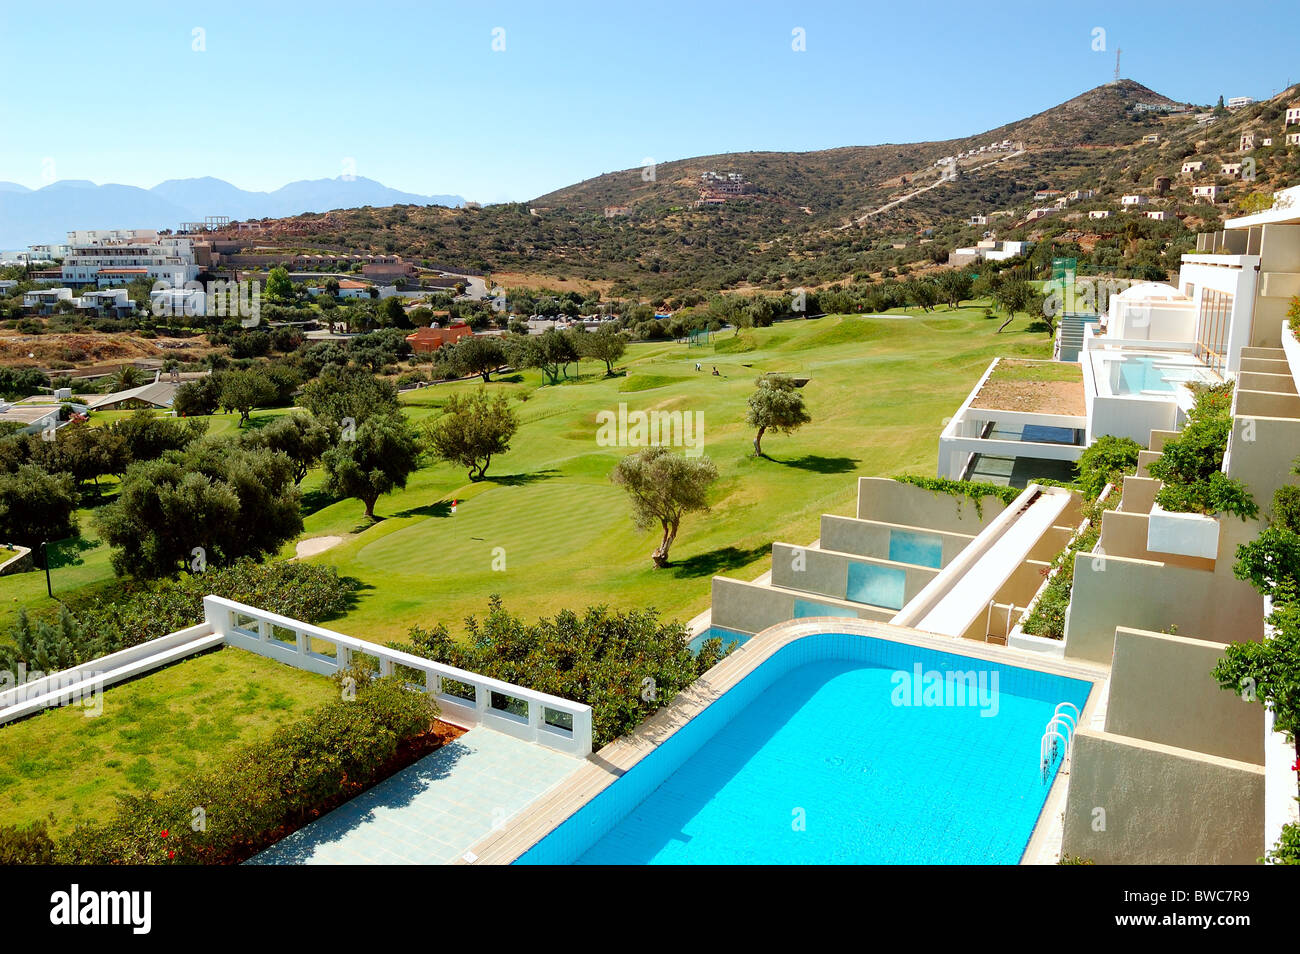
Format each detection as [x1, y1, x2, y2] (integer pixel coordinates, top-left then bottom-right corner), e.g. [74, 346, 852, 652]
[1077, 281, 1229, 445]
[0, 596, 596, 861]
[939, 358, 1086, 487]
[710, 476, 1081, 650]
[0, 646, 337, 833]
[1051, 338, 1300, 863]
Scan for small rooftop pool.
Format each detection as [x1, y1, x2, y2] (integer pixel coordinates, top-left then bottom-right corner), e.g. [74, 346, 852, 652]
[517, 632, 1091, 865]
[1094, 352, 1218, 397]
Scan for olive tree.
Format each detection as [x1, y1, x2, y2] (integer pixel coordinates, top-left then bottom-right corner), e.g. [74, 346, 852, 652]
[0, 465, 78, 554]
[424, 390, 517, 481]
[220, 368, 279, 426]
[611, 446, 718, 568]
[97, 444, 302, 578]
[242, 413, 332, 484]
[576, 325, 627, 375]
[746, 374, 811, 457]
[447, 335, 507, 382]
[320, 411, 421, 520]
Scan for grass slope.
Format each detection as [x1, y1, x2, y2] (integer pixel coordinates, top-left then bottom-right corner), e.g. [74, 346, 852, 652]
[1, 306, 1053, 646]
[299, 307, 1051, 642]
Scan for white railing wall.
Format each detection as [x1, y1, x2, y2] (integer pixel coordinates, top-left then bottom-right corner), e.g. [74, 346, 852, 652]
[204, 596, 593, 758]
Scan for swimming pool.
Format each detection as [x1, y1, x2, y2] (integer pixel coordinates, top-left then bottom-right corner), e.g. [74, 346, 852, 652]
[517, 632, 1091, 865]
[1097, 354, 1218, 396]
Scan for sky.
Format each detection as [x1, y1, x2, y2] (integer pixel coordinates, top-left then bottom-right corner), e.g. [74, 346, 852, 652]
[0, 0, 1295, 203]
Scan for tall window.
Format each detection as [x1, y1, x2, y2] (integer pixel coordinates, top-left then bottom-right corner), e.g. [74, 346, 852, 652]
[1196, 289, 1232, 375]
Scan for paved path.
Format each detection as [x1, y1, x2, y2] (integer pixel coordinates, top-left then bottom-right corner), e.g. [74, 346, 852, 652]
[251, 727, 581, 865]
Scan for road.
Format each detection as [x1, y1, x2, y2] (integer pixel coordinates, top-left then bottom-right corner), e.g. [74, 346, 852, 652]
[841, 148, 1026, 228]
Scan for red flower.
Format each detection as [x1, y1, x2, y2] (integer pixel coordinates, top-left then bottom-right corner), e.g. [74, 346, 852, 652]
[160, 829, 169, 839]
[168, 850, 175, 860]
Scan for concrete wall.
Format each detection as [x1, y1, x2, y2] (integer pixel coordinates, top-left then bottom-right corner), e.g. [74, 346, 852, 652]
[1111, 300, 1197, 341]
[1136, 449, 1160, 477]
[1062, 729, 1265, 864]
[1238, 370, 1296, 394]
[1027, 525, 1074, 562]
[819, 514, 972, 567]
[1117, 476, 1158, 514]
[710, 576, 894, 634]
[1065, 554, 1265, 663]
[1148, 429, 1179, 452]
[992, 559, 1054, 608]
[1235, 387, 1300, 420]
[1090, 394, 1178, 445]
[1097, 510, 1215, 571]
[1227, 411, 1300, 511]
[769, 543, 939, 611]
[1254, 224, 1300, 347]
[1107, 628, 1264, 764]
[1178, 257, 1259, 375]
[855, 477, 1005, 534]
[0, 546, 33, 576]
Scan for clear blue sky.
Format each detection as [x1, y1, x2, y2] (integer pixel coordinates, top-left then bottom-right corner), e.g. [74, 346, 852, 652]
[1, 0, 1294, 202]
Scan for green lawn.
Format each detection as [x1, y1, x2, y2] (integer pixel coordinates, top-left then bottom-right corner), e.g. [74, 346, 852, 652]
[298, 306, 1055, 642]
[0, 646, 336, 833]
[2, 306, 1055, 646]
[987, 357, 1083, 384]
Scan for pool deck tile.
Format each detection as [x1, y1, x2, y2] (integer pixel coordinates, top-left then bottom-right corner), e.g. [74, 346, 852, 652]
[250, 726, 582, 865]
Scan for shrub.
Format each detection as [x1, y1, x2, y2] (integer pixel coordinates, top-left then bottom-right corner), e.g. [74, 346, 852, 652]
[1021, 495, 1118, 640]
[1233, 527, 1300, 602]
[1265, 822, 1300, 865]
[403, 596, 726, 747]
[1274, 485, 1300, 534]
[1149, 382, 1257, 518]
[1074, 435, 1141, 500]
[4, 559, 358, 668]
[892, 475, 1020, 517]
[0, 822, 56, 864]
[52, 676, 437, 865]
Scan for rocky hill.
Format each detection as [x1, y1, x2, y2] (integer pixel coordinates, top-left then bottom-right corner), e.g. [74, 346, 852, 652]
[204, 80, 1300, 300]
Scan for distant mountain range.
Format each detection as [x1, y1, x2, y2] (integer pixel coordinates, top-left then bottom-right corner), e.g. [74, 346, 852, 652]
[0, 176, 466, 248]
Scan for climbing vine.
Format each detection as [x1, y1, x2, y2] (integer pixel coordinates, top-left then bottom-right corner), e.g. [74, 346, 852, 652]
[892, 475, 1020, 518]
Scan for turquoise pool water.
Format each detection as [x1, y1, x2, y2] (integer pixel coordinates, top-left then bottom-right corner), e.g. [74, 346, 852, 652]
[1105, 355, 1217, 395]
[845, 562, 906, 610]
[518, 633, 1091, 865]
[887, 528, 944, 569]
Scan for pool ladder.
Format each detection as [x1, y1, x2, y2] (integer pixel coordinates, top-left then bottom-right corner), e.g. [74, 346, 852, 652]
[984, 599, 1026, 645]
[1040, 703, 1080, 784]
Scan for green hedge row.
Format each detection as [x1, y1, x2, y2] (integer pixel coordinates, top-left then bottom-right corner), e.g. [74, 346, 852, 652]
[1, 559, 358, 675]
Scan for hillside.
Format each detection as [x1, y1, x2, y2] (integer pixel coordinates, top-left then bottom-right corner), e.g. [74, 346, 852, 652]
[535, 80, 1184, 216]
[193, 80, 1300, 300]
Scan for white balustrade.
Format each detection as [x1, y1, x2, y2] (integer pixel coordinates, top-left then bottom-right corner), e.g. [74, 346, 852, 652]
[203, 596, 592, 758]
